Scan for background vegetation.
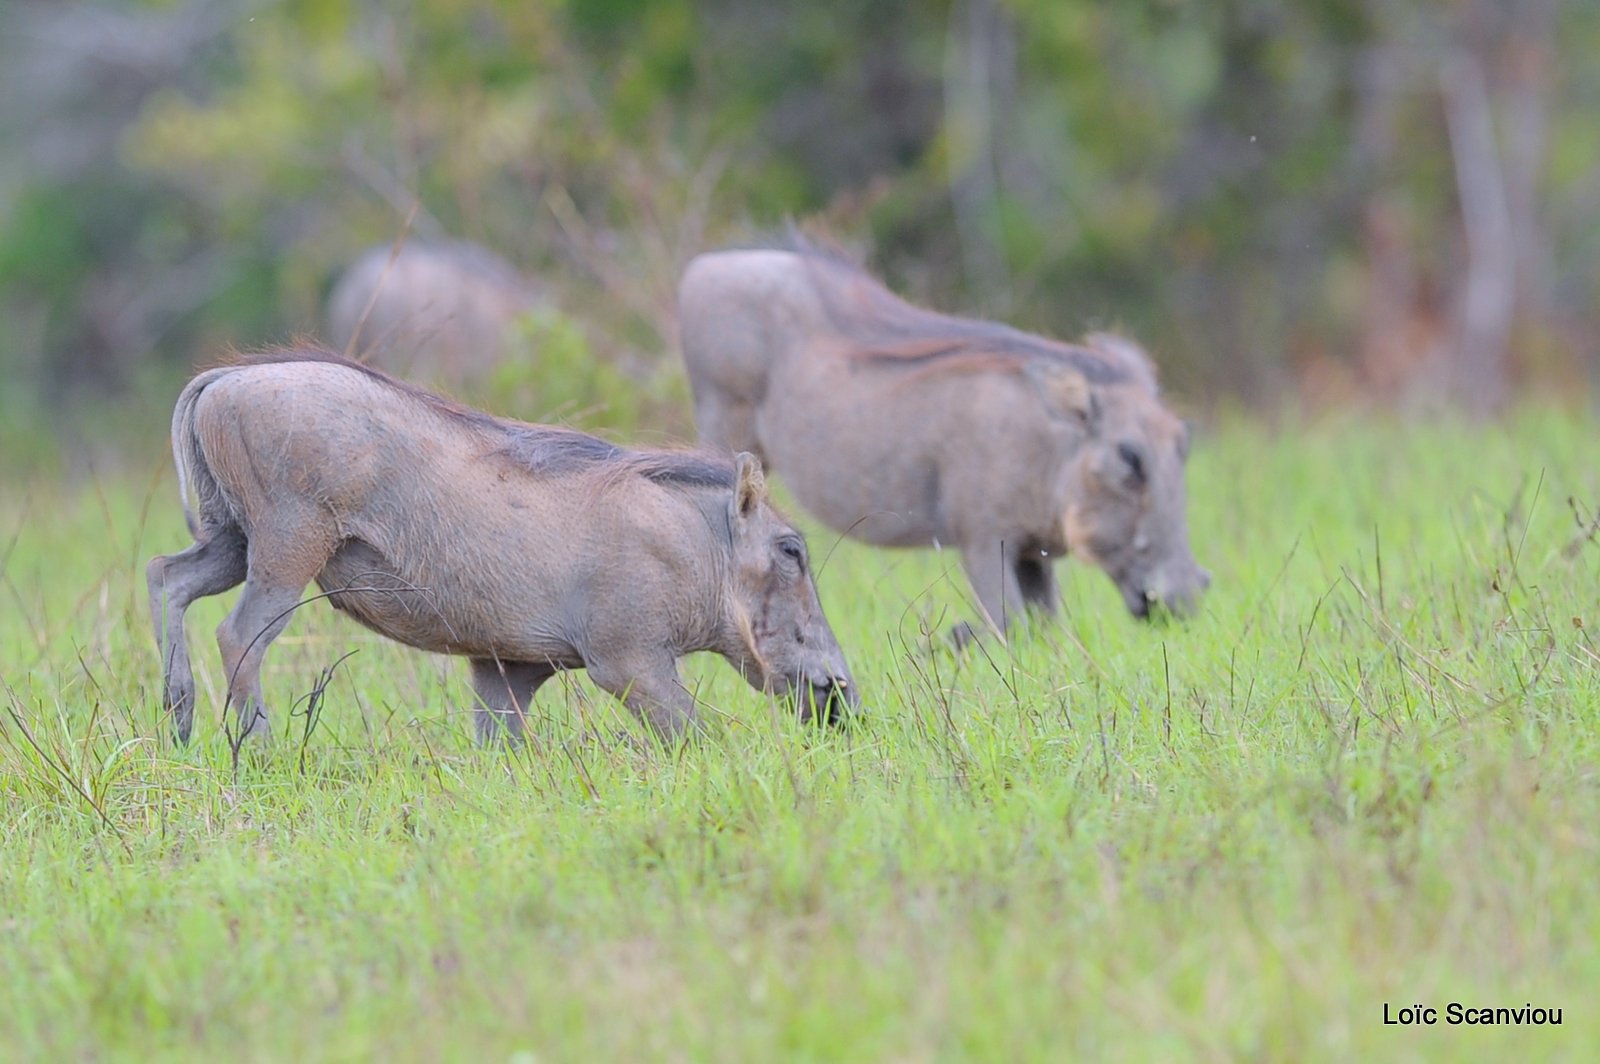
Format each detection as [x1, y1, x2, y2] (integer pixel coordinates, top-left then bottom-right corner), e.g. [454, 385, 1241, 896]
[3, 0, 1598, 460]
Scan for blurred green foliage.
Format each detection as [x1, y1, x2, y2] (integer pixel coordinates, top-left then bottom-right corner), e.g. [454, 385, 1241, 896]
[491, 307, 643, 433]
[1, 0, 1597, 459]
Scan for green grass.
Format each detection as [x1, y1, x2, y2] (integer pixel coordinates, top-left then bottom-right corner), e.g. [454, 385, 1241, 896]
[3, 409, 1599, 1061]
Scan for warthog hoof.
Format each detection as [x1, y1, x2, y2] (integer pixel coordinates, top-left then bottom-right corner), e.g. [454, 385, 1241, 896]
[230, 703, 273, 744]
[165, 683, 196, 745]
[949, 621, 986, 652]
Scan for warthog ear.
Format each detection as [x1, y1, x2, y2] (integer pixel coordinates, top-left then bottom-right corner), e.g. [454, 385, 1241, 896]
[1026, 362, 1098, 427]
[733, 451, 768, 519]
[1084, 332, 1160, 394]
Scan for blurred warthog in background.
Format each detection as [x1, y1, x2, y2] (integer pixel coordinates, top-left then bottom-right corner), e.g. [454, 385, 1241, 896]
[327, 240, 542, 386]
[679, 241, 1209, 637]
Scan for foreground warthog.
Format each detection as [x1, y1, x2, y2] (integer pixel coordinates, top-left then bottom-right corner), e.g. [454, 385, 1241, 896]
[679, 243, 1209, 633]
[146, 349, 856, 744]
[327, 240, 540, 386]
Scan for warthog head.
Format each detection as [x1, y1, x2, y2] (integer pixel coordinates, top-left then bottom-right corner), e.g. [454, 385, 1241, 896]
[725, 453, 859, 722]
[1052, 370, 1210, 621]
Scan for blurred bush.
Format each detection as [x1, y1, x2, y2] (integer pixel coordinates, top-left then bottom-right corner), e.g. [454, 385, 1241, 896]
[1, 0, 1597, 466]
[488, 308, 645, 435]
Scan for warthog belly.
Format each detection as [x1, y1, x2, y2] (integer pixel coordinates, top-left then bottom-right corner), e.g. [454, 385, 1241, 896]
[315, 539, 465, 652]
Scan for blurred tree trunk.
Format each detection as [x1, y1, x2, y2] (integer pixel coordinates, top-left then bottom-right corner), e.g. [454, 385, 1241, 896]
[943, 0, 1014, 314]
[1498, 0, 1566, 386]
[1502, 5, 1555, 319]
[1441, 51, 1514, 415]
[1435, 0, 1563, 415]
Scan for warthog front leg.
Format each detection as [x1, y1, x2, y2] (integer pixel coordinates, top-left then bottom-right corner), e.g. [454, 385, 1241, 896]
[960, 536, 1031, 640]
[692, 389, 765, 462]
[954, 543, 1062, 647]
[1013, 553, 1060, 616]
[146, 526, 248, 743]
[469, 658, 554, 744]
[585, 653, 699, 741]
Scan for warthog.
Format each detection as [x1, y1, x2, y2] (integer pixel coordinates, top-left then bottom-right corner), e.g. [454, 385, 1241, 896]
[327, 239, 540, 386]
[678, 242, 1209, 634]
[146, 348, 857, 744]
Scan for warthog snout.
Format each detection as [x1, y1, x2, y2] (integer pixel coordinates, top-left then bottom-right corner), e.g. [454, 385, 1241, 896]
[1124, 562, 1211, 621]
[1063, 404, 1210, 624]
[727, 452, 861, 723]
[799, 673, 858, 725]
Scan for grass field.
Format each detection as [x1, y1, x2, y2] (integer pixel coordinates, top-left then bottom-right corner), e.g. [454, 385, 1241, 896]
[2, 410, 1598, 1061]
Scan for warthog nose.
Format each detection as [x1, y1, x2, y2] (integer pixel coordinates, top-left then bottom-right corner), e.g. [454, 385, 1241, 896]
[804, 677, 856, 724]
[832, 676, 862, 710]
[1199, 568, 1213, 591]
[831, 676, 861, 711]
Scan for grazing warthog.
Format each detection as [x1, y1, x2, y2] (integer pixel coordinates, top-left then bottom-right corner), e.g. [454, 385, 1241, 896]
[678, 243, 1209, 634]
[327, 240, 540, 386]
[146, 348, 856, 744]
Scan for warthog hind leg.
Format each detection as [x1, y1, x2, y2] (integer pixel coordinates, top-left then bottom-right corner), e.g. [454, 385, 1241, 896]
[469, 658, 555, 744]
[215, 527, 337, 743]
[146, 525, 248, 743]
[215, 581, 308, 742]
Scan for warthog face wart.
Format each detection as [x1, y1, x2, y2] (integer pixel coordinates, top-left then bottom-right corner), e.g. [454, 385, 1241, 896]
[1062, 393, 1210, 620]
[725, 454, 858, 722]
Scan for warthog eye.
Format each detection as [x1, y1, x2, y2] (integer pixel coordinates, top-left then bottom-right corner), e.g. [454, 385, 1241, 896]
[1116, 441, 1148, 489]
[778, 536, 805, 564]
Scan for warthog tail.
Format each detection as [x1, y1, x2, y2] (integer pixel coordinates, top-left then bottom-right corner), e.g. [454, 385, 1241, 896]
[170, 366, 238, 538]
